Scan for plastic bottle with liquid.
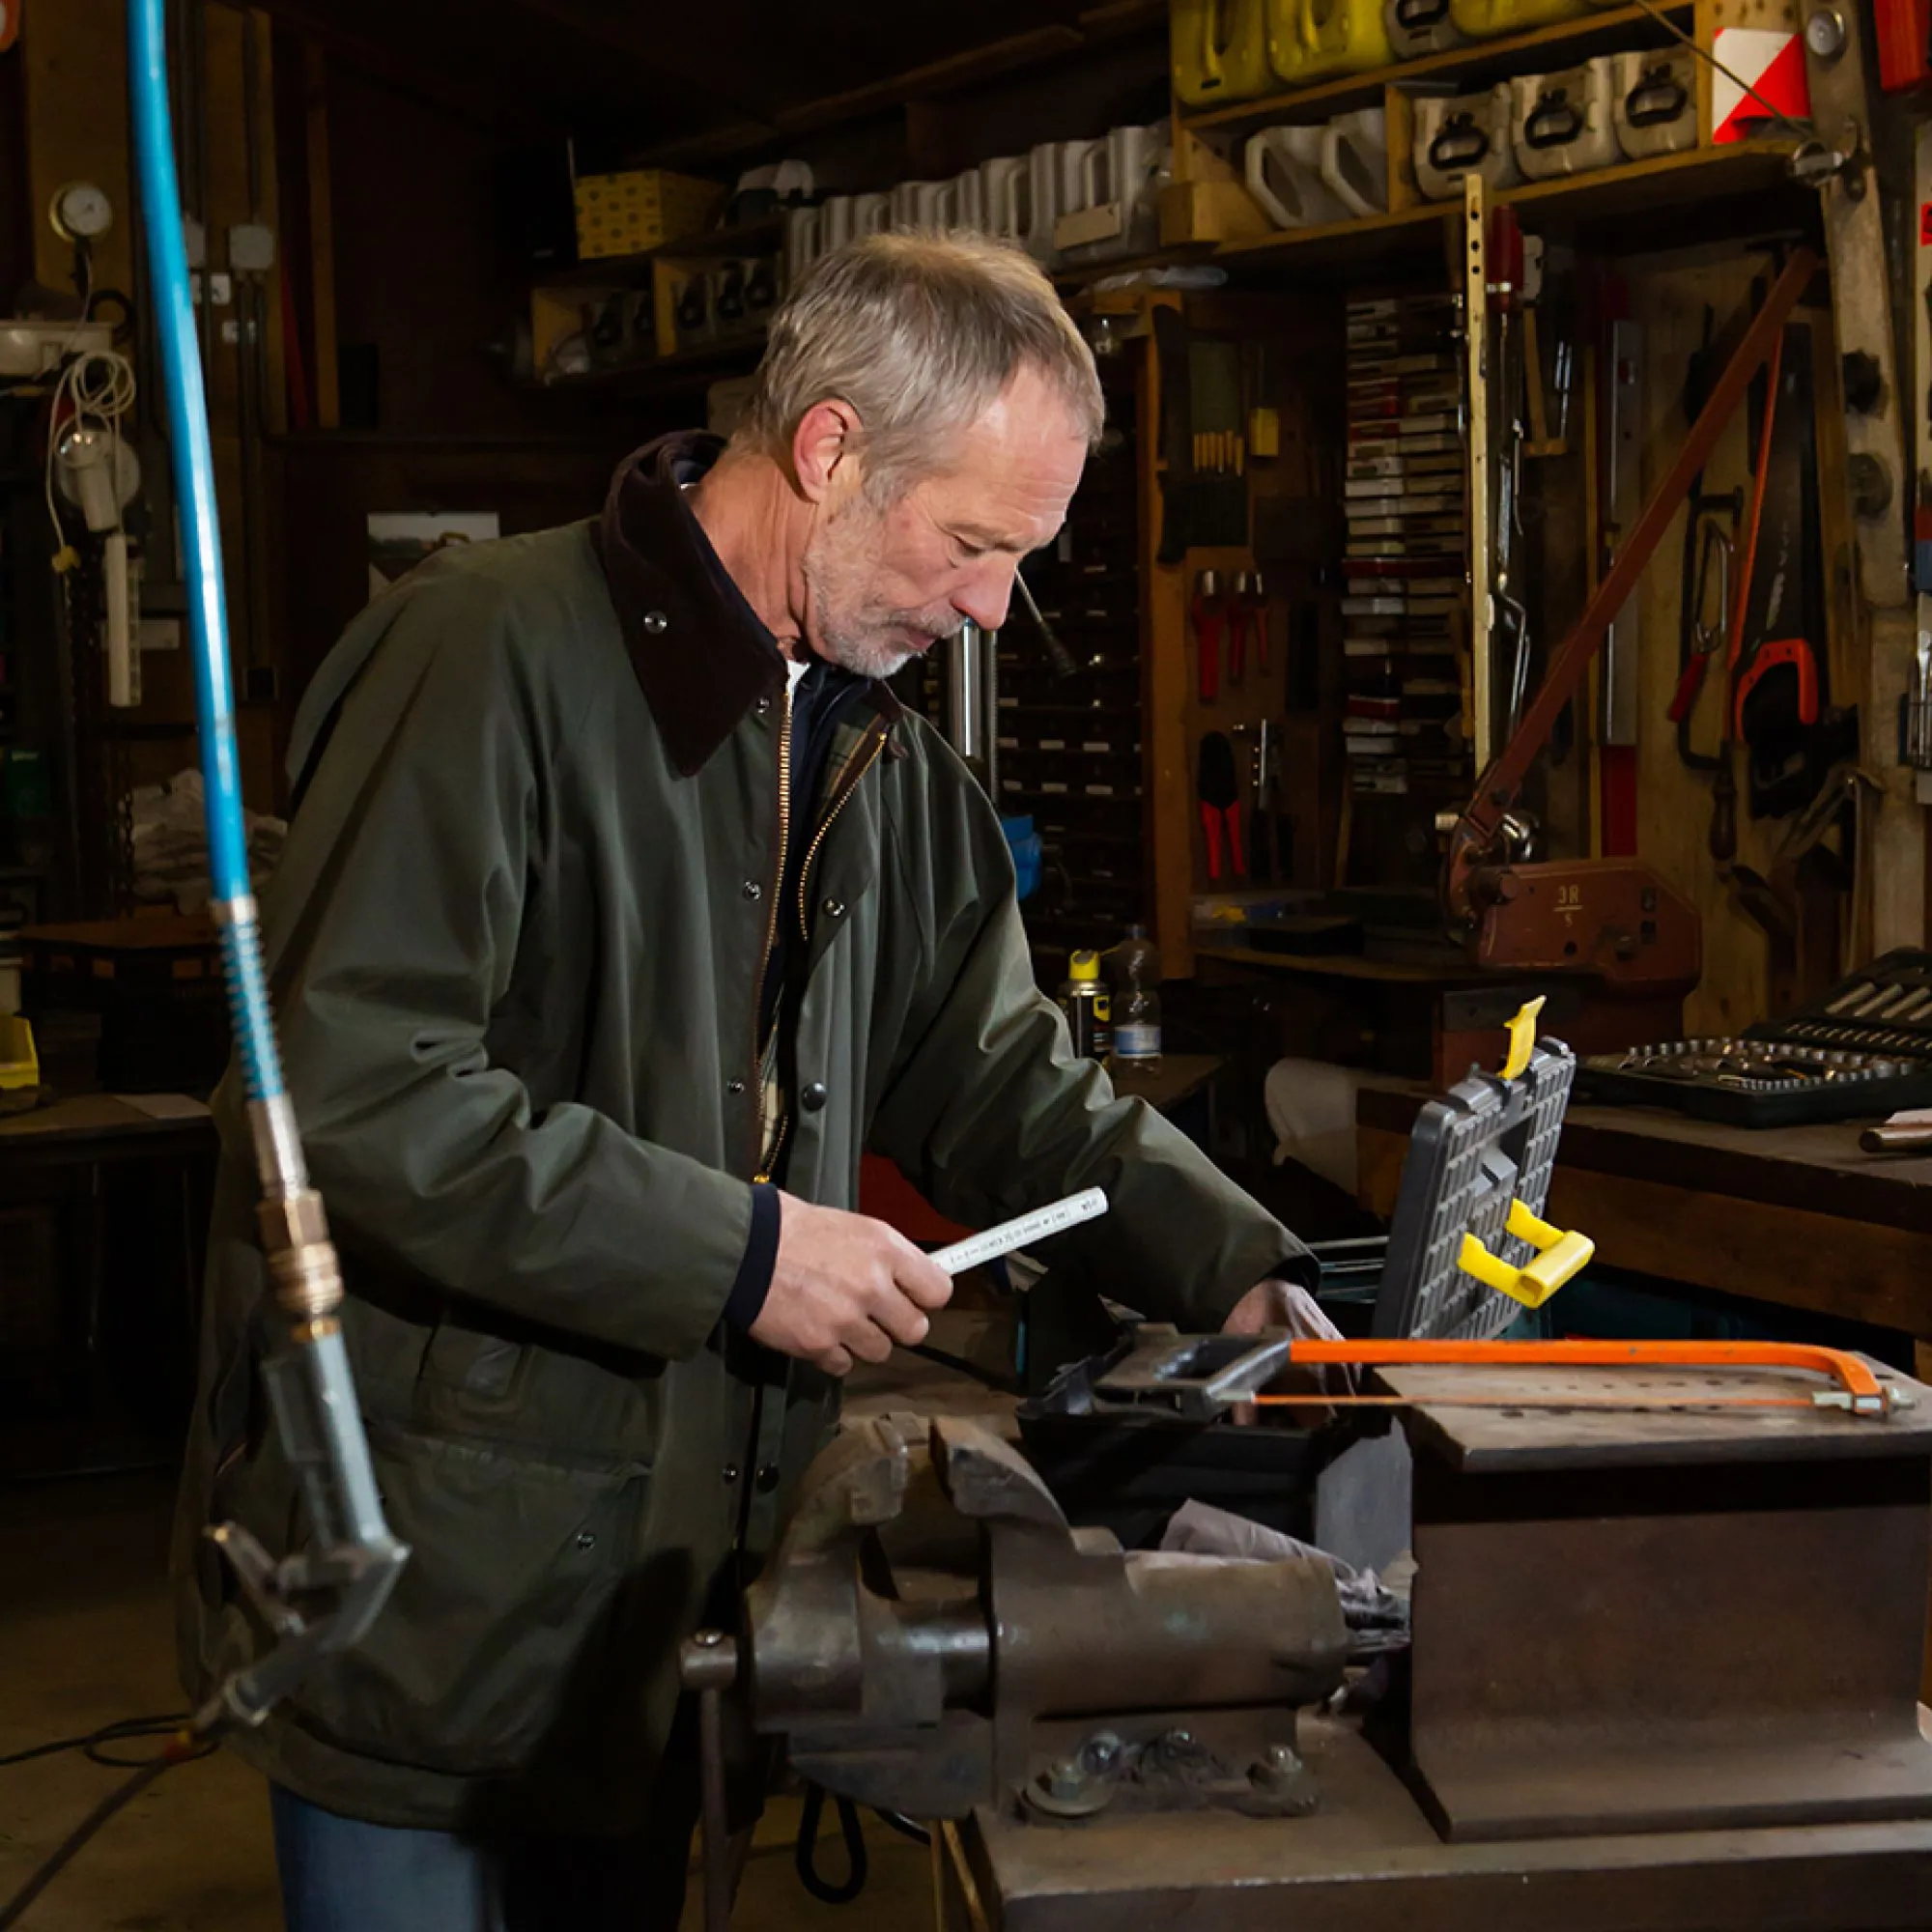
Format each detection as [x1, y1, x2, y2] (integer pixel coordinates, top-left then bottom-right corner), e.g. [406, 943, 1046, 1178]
[1109, 924, 1163, 1066]
[1058, 950, 1113, 1061]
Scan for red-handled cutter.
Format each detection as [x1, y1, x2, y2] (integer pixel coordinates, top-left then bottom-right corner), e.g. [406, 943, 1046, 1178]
[1197, 730, 1244, 880]
[1232, 569, 1269, 680]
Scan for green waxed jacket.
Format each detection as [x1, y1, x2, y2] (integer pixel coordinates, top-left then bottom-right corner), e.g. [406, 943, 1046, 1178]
[173, 434, 1310, 1835]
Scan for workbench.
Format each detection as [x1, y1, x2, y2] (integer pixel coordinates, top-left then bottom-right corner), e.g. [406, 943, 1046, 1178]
[0, 1094, 219, 1475]
[1192, 943, 1680, 1088]
[934, 1726, 1932, 1931]
[1355, 1080, 1932, 1343]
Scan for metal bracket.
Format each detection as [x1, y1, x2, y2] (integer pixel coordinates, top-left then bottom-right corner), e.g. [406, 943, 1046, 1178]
[1089, 1325, 1297, 1420]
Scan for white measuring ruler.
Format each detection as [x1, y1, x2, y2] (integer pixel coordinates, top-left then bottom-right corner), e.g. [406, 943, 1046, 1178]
[929, 1188, 1109, 1276]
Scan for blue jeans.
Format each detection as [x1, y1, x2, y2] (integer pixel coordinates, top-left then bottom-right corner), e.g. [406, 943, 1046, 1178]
[270, 1783, 696, 1932]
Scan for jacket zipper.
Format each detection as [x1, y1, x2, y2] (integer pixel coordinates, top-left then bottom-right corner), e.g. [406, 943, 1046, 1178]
[795, 723, 889, 943]
[752, 684, 794, 1183]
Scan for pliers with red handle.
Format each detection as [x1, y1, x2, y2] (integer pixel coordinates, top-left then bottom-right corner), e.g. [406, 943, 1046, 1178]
[1197, 729, 1245, 880]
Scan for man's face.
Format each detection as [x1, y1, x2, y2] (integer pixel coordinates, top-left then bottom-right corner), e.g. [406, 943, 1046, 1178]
[800, 364, 1090, 679]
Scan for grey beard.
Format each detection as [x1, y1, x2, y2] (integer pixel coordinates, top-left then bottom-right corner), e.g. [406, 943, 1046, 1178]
[814, 630, 915, 680]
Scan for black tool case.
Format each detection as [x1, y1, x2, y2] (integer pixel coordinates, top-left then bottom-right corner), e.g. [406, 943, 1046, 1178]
[1577, 949, 1932, 1127]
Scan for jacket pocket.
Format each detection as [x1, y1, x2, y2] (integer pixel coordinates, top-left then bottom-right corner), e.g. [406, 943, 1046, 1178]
[289, 1419, 647, 1779]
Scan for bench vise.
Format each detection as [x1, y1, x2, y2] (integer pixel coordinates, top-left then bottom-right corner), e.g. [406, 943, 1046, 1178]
[682, 1410, 1349, 1826]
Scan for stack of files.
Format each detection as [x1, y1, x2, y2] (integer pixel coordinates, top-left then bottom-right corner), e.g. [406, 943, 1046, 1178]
[1341, 289, 1472, 800]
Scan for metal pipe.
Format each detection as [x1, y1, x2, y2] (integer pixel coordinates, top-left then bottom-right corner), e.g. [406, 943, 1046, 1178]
[981, 624, 1000, 801]
[682, 1632, 740, 1932]
[947, 620, 987, 778]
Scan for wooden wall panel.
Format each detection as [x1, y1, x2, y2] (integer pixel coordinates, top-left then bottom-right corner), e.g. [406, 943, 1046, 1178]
[272, 437, 634, 738]
[1626, 243, 1849, 1036]
[21, 0, 133, 299]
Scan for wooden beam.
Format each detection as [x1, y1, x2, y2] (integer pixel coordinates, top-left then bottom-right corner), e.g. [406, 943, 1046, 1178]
[1077, 0, 1168, 35]
[251, 0, 565, 135]
[491, 0, 781, 124]
[301, 40, 338, 431]
[639, 11, 1160, 168]
[776, 27, 1085, 136]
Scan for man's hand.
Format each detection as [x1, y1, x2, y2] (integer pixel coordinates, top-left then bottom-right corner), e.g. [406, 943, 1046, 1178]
[1221, 1275, 1349, 1424]
[750, 1194, 954, 1377]
[1221, 1276, 1345, 1343]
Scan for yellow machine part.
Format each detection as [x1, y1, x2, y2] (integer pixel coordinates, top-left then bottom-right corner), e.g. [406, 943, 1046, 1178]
[0, 1020, 40, 1097]
[1172, 0, 1276, 105]
[1447, 0, 1587, 38]
[1267, 0, 1394, 86]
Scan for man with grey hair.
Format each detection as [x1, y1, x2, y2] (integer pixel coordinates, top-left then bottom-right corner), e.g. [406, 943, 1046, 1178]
[176, 231, 1332, 1929]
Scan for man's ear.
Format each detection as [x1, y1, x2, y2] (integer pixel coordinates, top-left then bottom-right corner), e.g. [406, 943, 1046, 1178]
[791, 398, 863, 504]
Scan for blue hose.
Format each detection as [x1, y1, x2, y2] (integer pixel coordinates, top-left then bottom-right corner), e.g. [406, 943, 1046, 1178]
[128, 0, 281, 1104]
[127, 3, 406, 1730]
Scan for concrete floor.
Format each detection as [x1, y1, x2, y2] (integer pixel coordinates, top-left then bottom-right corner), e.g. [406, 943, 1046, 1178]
[0, 1470, 930, 1931]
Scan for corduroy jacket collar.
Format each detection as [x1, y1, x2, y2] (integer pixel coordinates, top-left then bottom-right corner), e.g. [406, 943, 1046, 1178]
[595, 431, 903, 776]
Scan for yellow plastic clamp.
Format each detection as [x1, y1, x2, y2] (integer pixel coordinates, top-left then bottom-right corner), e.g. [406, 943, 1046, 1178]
[1500, 994, 1545, 1080]
[1457, 1198, 1594, 1309]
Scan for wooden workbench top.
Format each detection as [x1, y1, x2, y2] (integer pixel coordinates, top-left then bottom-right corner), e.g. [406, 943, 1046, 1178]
[0, 1093, 213, 1144]
[1354, 1077, 1932, 1339]
[1379, 1360, 1932, 1470]
[1356, 1077, 1932, 1234]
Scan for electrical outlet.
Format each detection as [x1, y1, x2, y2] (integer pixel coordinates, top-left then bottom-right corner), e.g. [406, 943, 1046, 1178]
[228, 223, 276, 272]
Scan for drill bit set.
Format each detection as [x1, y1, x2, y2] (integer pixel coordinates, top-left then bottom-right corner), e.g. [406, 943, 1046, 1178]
[1579, 948, 1932, 1125]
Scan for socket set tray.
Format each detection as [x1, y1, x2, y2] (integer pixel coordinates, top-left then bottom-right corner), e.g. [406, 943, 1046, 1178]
[1577, 948, 1932, 1127]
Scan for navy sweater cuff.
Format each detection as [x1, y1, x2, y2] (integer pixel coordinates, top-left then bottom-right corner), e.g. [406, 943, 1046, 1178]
[724, 1182, 781, 1329]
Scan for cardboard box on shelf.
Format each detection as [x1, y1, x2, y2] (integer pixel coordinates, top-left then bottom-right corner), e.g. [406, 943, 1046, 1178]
[572, 169, 724, 261]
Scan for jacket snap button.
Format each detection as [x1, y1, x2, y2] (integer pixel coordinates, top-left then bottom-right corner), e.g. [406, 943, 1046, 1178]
[642, 611, 668, 635]
[726, 1078, 746, 1096]
[754, 696, 772, 716]
[576, 1531, 597, 1550]
[822, 897, 845, 919]
[742, 879, 762, 901]
[801, 1081, 828, 1113]
[723, 1464, 741, 1484]
[756, 1464, 781, 1493]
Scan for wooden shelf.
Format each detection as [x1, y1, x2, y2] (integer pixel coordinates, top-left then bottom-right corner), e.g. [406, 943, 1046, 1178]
[530, 333, 765, 399]
[1211, 140, 1803, 271]
[639, 0, 1167, 168]
[534, 218, 785, 291]
[1195, 942, 1487, 984]
[1179, 1, 1695, 134]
